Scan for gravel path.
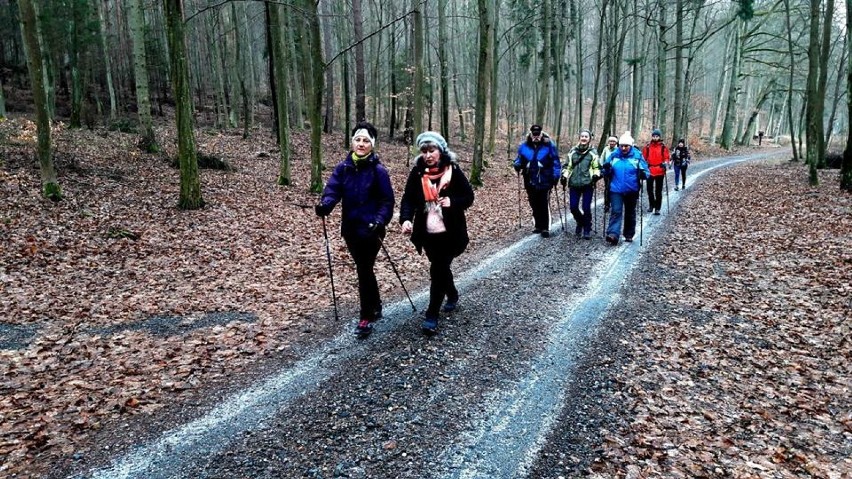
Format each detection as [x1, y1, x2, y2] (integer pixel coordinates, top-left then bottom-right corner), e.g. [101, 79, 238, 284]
[64, 152, 783, 479]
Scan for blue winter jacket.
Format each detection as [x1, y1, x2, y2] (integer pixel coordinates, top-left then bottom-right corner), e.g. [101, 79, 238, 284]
[319, 152, 395, 240]
[603, 146, 651, 194]
[513, 136, 561, 190]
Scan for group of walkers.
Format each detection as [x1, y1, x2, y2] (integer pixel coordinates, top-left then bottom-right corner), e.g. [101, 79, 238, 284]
[515, 124, 690, 245]
[314, 121, 690, 338]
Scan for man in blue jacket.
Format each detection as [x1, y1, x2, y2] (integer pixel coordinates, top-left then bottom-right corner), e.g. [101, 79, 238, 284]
[601, 131, 651, 245]
[513, 124, 561, 238]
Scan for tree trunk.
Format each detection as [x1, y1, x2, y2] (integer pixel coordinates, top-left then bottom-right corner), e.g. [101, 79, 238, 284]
[352, 0, 366, 123]
[412, 0, 424, 137]
[720, 20, 742, 150]
[321, 0, 334, 134]
[470, 0, 491, 187]
[0, 77, 6, 119]
[535, 0, 551, 122]
[18, 0, 61, 200]
[671, 0, 683, 144]
[815, 0, 834, 168]
[655, 0, 667, 132]
[599, 6, 628, 152]
[805, 0, 822, 184]
[303, 0, 324, 193]
[163, 0, 203, 209]
[842, 0, 852, 190]
[589, 0, 609, 132]
[738, 80, 775, 145]
[269, 3, 292, 186]
[438, 0, 449, 135]
[128, 0, 158, 152]
[95, 0, 117, 121]
[487, 0, 499, 160]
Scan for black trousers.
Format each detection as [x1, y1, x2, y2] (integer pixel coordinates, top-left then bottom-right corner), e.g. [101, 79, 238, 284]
[526, 186, 551, 231]
[422, 233, 459, 318]
[344, 234, 382, 320]
[647, 175, 665, 211]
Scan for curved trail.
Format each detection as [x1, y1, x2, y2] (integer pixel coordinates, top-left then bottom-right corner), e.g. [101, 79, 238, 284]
[78, 152, 778, 479]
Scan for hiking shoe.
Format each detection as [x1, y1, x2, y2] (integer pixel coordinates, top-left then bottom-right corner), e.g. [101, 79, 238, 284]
[422, 316, 438, 336]
[575, 225, 582, 238]
[624, 237, 634, 242]
[354, 319, 373, 338]
[605, 234, 618, 245]
[582, 232, 591, 240]
[541, 230, 551, 238]
[674, 186, 680, 191]
[443, 298, 458, 312]
[648, 207, 655, 213]
[654, 210, 661, 215]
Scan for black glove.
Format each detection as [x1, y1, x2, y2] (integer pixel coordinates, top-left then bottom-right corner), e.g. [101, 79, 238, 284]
[638, 170, 647, 181]
[560, 176, 567, 187]
[315, 203, 331, 217]
[514, 164, 522, 174]
[367, 222, 385, 235]
[601, 163, 612, 172]
[661, 162, 668, 171]
[592, 174, 601, 184]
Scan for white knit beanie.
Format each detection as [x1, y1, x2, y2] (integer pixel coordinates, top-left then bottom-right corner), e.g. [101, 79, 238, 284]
[618, 131, 634, 146]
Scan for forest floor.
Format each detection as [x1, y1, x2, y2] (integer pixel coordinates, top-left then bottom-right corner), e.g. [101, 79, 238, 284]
[1, 116, 850, 477]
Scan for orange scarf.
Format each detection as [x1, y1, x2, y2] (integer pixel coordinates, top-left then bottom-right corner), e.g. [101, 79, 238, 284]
[421, 165, 452, 202]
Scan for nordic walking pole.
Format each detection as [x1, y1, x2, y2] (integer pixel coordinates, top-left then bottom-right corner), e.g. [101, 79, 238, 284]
[516, 173, 522, 229]
[593, 181, 598, 234]
[664, 166, 670, 215]
[639, 181, 644, 246]
[377, 234, 416, 312]
[321, 216, 340, 322]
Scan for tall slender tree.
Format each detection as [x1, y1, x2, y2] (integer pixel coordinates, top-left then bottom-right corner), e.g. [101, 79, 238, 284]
[18, 0, 61, 200]
[842, 0, 852, 190]
[128, 0, 159, 152]
[471, 0, 492, 186]
[163, 0, 203, 209]
[268, 2, 292, 186]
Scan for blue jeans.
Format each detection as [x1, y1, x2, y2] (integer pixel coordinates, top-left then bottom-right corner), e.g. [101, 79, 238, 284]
[569, 185, 593, 234]
[607, 191, 639, 240]
[673, 164, 687, 187]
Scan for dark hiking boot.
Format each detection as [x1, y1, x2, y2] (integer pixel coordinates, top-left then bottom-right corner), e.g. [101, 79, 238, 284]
[624, 237, 634, 242]
[674, 186, 680, 191]
[354, 319, 373, 338]
[605, 234, 618, 245]
[583, 231, 591, 240]
[541, 230, 551, 238]
[443, 297, 459, 312]
[575, 225, 582, 238]
[422, 316, 438, 336]
[654, 210, 661, 215]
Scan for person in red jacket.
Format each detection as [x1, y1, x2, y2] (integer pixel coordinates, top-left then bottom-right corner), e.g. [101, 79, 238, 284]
[642, 128, 670, 215]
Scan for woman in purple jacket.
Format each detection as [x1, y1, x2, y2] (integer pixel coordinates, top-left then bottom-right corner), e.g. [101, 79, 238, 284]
[315, 122, 395, 338]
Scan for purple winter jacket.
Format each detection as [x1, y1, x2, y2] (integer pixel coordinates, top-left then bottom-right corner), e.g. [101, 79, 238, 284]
[319, 152, 395, 240]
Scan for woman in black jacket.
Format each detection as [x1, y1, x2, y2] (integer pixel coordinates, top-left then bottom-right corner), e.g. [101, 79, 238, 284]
[399, 131, 474, 335]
